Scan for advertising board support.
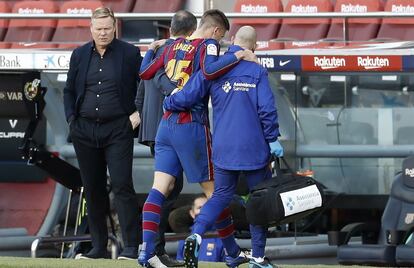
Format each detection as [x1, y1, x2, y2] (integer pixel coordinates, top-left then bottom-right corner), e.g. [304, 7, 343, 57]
[0, 71, 47, 182]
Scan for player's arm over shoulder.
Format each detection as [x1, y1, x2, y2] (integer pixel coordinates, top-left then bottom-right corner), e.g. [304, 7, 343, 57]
[164, 71, 210, 111]
[139, 41, 169, 80]
[200, 39, 239, 80]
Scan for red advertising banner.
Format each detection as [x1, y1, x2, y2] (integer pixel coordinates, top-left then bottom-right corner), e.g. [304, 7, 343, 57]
[302, 55, 402, 72]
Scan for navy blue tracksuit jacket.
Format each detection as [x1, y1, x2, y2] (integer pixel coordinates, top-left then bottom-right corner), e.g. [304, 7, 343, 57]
[164, 45, 280, 170]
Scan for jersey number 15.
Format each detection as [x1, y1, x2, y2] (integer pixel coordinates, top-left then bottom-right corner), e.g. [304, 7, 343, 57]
[165, 59, 191, 89]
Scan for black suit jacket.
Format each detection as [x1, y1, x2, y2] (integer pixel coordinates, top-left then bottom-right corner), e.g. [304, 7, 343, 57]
[135, 39, 176, 146]
[64, 38, 142, 124]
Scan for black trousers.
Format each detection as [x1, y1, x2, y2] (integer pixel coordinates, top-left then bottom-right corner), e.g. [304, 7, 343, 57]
[70, 116, 140, 249]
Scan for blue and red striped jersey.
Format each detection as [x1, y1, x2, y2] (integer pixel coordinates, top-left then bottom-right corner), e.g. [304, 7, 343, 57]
[140, 38, 240, 124]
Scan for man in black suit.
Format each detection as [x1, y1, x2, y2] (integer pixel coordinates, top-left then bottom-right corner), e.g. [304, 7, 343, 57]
[64, 7, 142, 259]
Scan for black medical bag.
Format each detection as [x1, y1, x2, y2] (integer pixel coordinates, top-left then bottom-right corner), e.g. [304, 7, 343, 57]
[246, 158, 325, 226]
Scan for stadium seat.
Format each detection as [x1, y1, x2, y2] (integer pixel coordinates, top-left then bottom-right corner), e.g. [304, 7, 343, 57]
[0, 178, 56, 235]
[375, 0, 414, 41]
[0, 1, 9, 42]
[52, 0, 103, 49]
[283, 41, 332, 49]
[132, 0, 185, 14]
[328, 156, 414, 266]
[4, 0, 17, 10]
[326, 0, 382, 42]
[229, 0, 282, 42]
[256, 41, 284, 50]
[396, 235, 414, 266]
[341, 121, 377, 145]
[120, 0, 185, 42]
[99, 0, 135, 12]
[3, 1, 58, 49]
[395, 126, 414, 145]
[275, 0, 332, 41]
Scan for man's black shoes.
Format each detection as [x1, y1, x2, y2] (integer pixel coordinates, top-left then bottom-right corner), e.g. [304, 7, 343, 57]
[75, 247, 108, 259]
[117, 246, 138, 260]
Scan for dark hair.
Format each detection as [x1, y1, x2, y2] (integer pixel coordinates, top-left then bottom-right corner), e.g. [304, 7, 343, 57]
[191, 194, 207, 209]
[199, 9, 229, 31]
[170, 10, 197, 36]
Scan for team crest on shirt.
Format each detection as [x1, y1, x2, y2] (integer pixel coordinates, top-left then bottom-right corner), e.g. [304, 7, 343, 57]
[222, 81, 232, 93]
[207, 243, 215, 251]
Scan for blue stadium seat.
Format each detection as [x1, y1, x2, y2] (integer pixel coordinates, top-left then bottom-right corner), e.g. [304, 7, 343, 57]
[329, 156, 414, 266]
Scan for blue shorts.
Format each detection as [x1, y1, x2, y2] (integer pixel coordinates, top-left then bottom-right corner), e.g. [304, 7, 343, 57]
[154, 117, 213, 183]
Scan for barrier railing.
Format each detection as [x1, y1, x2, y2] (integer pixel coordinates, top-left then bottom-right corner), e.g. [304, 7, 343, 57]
[0, 12, 413, 19]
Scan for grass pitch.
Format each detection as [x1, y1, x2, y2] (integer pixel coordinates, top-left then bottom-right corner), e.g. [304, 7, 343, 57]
[0, 257, 355, 268]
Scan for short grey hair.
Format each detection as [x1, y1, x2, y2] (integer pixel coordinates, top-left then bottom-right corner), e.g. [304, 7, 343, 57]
[91, 7, 116, 26]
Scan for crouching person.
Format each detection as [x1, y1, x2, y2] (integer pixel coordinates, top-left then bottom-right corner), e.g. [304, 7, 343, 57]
[175, 194, 226, 263]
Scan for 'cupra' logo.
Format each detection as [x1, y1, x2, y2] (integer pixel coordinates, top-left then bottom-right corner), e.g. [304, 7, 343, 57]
[222, 81, 231, 93]
[285, 197, 295, 211]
